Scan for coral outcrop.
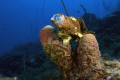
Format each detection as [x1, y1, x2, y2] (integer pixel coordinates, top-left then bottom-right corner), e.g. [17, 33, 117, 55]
[0, 77, 18, 80]
[105, 60, 120, 80]
[39, 13, 106, 80]
[95, 11, 120, 58]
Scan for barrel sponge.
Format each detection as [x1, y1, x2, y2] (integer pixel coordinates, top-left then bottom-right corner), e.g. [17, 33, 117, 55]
[77, 34, 106, 79]
[44, 40, 73, 78]
[39, 25, 58, 48]
[39, 25, 74, 78]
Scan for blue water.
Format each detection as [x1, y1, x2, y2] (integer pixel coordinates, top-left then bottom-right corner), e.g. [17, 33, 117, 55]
[0, 0, 119, 56]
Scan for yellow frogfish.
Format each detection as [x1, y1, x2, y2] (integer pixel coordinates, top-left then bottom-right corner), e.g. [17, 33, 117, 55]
[51, 13, 94, 45]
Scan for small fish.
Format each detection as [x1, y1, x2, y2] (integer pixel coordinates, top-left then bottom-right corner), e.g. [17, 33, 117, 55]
[13, 17, 16, 19]
[29, 58, 35, 62]
[77, 11, 80, 13]
[26, 36, 28, 39]
[3, 28, 6, 30]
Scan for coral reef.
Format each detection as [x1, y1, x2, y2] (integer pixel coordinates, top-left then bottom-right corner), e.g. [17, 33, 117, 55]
[79, 11, 120, 79]
[39, 14, 106, 80]
[40, 59, 65, 80]
[116, 0, 120, 11]
[104, 60, 120, 80]
[0, 42, 65, 80]
[95, 11, 120, 58]
[1, 11, 120, 80]
[0, 77, 18, 80]
[80, 4, 100, 28]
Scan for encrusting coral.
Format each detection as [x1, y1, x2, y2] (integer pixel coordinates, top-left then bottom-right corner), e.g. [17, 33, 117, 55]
[39, 13, 106, 80]
[104, 60, 120, 79]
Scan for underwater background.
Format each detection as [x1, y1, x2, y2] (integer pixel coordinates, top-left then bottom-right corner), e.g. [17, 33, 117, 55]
[0, 0, 120, 80]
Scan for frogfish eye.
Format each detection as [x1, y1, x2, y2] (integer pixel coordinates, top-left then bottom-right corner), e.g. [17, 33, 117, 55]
[53, 14, 61, 21]
[51, 14, 65, 25]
